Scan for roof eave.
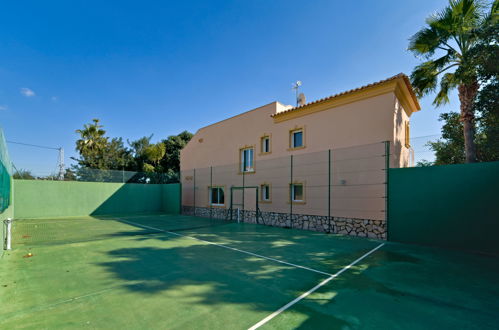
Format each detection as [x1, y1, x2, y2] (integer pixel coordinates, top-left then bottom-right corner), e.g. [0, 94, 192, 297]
[271, 74, 421, 122]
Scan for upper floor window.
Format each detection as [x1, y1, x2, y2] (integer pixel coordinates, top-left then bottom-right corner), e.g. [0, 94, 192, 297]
[240, 147, 254, 172]
[261, 136, 270, 154]
[290, 129, 304, 149]
[210, 186, 225, 206]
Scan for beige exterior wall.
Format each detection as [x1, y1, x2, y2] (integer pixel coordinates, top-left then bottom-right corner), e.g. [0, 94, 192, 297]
[393, 98, 412, 167]
[180, 76, 420, 222]
[181, 92, 414, 170]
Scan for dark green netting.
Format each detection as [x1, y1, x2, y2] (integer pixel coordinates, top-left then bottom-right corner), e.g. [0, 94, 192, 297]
[0, 128, 12, 213]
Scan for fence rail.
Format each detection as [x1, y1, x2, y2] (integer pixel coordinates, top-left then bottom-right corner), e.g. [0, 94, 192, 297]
[181, 142, 390, 239]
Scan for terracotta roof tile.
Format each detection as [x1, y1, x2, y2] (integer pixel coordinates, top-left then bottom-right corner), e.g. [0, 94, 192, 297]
[272, 73, 418, 117]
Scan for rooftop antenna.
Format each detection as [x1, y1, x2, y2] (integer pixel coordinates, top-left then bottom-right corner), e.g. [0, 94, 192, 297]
[292, 81, 302, 106]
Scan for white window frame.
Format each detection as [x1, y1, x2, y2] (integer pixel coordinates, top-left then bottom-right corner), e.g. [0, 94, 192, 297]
[261, 136, 270, 153]
[291, 130, 303, 148]
[210, 186, 225, 206]
[261, 184, 271, 201]
[240, 147, 254, 172]
[290, 183, 304, 202]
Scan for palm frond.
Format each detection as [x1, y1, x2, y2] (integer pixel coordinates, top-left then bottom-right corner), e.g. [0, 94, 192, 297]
[434, 73, 460, 106]
[408, 26, 442, 56]
[482, 0, 499, 26]
[410, 61, 440, 97]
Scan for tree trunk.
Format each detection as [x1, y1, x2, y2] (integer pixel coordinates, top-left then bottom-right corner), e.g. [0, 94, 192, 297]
[458, 82, 479, 163]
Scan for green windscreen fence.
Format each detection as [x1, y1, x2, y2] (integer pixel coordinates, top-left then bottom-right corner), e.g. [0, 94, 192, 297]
[0, 128, 12, 213]
[388, 161, 499, 255]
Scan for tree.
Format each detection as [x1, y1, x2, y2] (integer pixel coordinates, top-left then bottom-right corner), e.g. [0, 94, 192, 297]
[160, 131, 193, 174]
[73, 119, 192, 182]
[428, 112, 466, 164]
[408, 0, 498, 163]
[423, 11, 498, 165]
[144, 143, 166, 171]
[472, 18, 499, 162]
[75, 119, 108, 168]
[103, 137, 133, 170]
[128, 135, 153, 172]
[13, 169, 35, 180]
[73, 120, 132, 181]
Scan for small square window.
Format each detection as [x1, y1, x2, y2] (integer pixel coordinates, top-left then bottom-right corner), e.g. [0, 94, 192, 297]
[210, 187, 225, 206]
[290, 183, 304, 202]
[261, 136, 270, 153]
[261, 184, 271, 201]
[240, 148, 254, 172]
[291, 130, 303, 148]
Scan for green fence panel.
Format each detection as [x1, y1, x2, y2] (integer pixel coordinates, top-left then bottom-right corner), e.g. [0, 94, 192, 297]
[0, 128, 12, 213]
[162, 183, 181, 214]
[388, 161, 499, 255]
[13, 180, 181, 219]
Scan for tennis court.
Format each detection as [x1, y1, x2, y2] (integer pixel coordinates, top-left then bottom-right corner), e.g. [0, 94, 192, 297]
[1, 214, 498, 329]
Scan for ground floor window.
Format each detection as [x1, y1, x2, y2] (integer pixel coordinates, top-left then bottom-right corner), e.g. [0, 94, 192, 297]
[290, 183, 304, 202]
[261, 184, 271, 201]
[210, 186, 225, 206]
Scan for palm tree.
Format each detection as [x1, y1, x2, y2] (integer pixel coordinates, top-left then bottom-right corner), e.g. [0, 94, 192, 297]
[408, 0, 498, 163]
[75, 119, 107, 159]
[144, 143, 166, 168]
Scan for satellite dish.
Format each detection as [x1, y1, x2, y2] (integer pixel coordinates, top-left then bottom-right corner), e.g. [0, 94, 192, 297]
[297, 93, 306, 106]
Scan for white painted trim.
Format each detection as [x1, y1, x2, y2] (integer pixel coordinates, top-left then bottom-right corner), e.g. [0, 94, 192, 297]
[248, 243, 385, 330]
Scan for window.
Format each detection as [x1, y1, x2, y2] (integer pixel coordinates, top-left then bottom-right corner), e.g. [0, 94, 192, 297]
[210, 187, 225, 206]
[261, 136, 270, 153]
[290, 130, 303, 148]
[404, 122, 410, 148]
[240, 148, 254, 172]
[290, 183, 304, 202]
[261, 184, 271, 201]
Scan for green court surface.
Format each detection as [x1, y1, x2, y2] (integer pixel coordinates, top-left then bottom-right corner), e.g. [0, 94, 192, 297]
[1, 215, 498, 329]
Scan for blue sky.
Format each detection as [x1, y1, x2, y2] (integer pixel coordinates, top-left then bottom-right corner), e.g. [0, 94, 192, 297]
[0, 0, 457, 175]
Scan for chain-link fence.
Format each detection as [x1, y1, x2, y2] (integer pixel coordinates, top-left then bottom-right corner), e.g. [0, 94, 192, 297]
[12, 167, 179, 184]
[407, 134, 441, 167]
[181, 141, 389, 239]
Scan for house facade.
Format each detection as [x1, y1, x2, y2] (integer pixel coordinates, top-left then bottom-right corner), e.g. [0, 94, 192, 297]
[180, 74, 420, 239]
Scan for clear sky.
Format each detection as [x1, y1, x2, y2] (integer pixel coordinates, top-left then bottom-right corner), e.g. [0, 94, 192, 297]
[0, 0, 458, 175]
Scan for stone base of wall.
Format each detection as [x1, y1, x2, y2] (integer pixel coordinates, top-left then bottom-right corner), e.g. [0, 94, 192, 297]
[182, 206, 386, 240]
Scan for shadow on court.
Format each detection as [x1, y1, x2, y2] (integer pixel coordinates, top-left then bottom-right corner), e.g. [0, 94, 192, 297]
[97, 215, 499, 329]
[2, 214, 499, 329]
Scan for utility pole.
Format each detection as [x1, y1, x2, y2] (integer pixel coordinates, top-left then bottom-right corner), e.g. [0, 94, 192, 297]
[57, 147, 65, 180]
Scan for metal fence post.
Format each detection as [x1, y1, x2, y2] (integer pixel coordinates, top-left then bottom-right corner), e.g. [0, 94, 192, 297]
[328, 149, 332, 233]
[193, 169, 196, 216]
[230, 186, 233, 221]
[255, 187, 259, 224]
[210, 166, 213, 219]
[4, 218, 12, 250]
[242, 170, 245, 221]
[290, 154, 293, 228]
[384, 141, 390, 240]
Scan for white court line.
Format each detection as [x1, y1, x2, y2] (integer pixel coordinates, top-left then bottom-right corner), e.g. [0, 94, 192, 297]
[118, 218, 334, 277]
[248, 242, 385, 330]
